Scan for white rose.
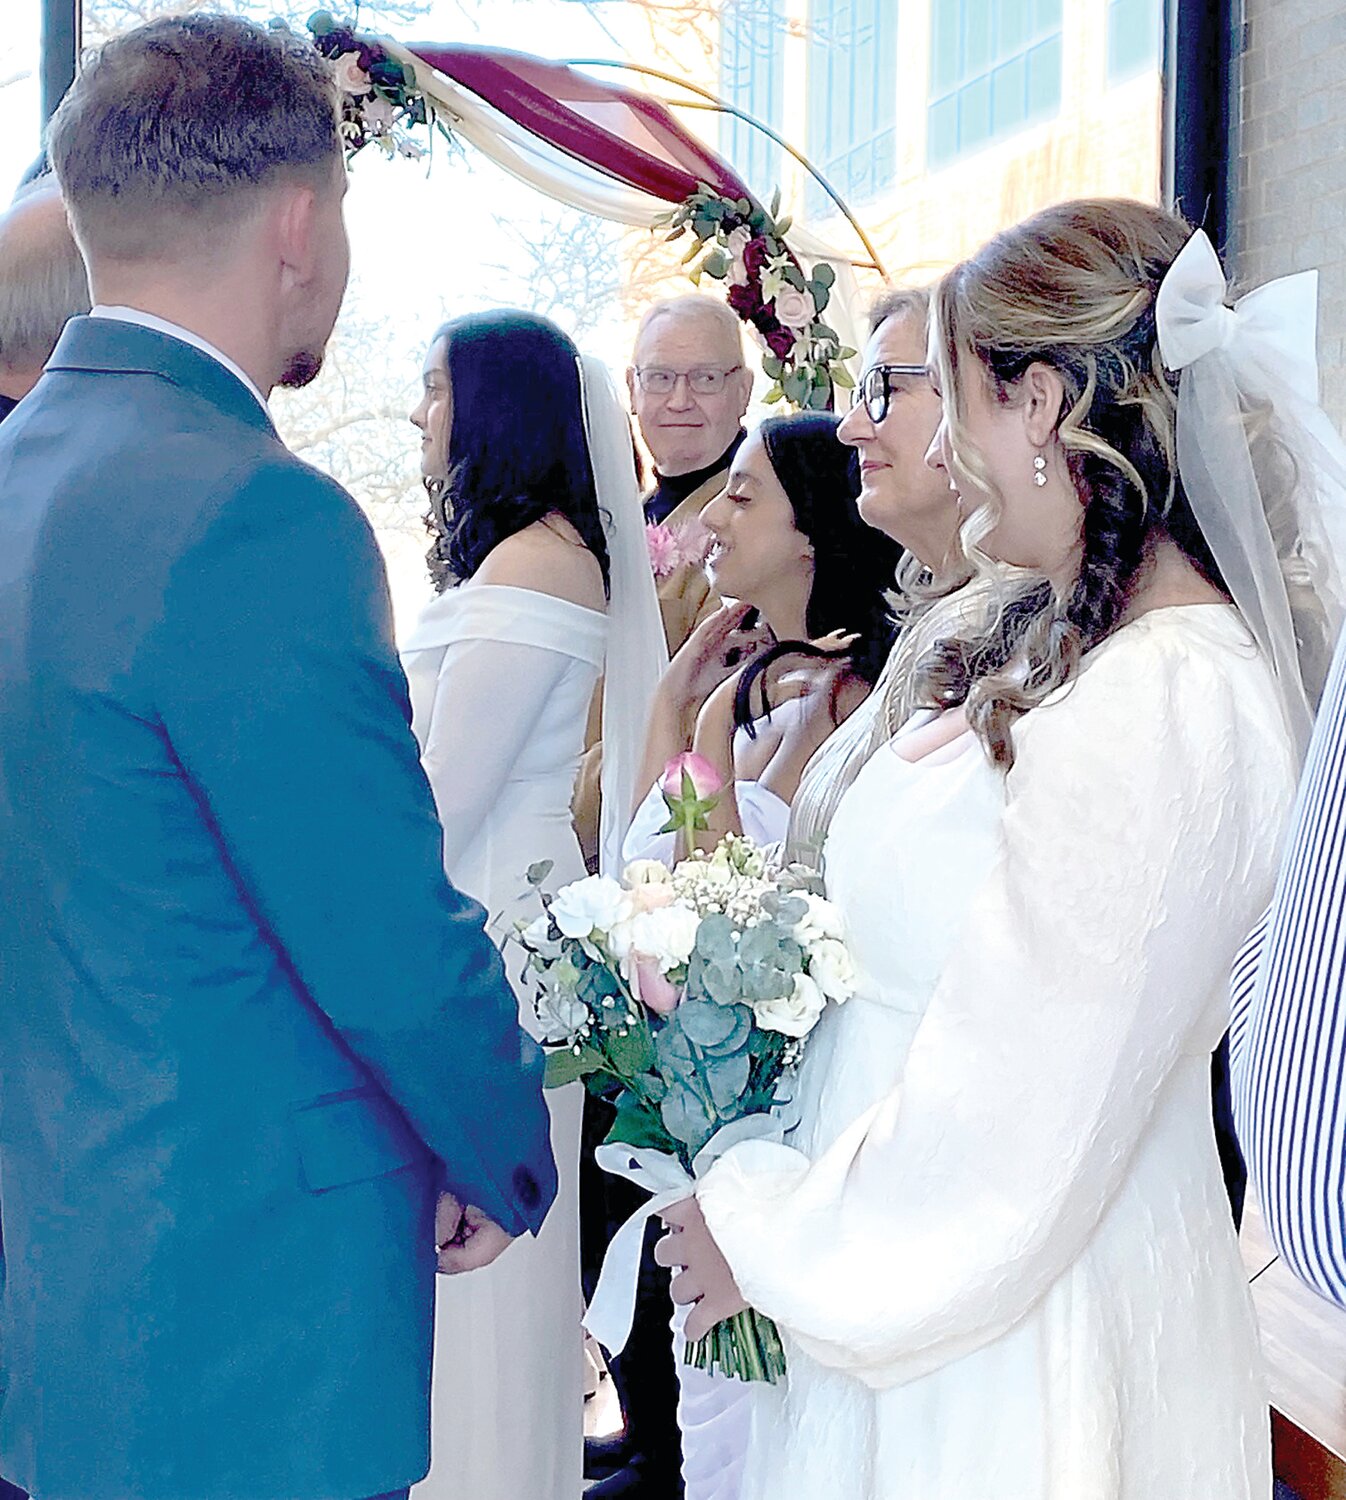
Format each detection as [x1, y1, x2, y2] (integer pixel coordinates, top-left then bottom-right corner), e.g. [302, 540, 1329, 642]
[624, 859, 672, 887]
[520, 913, 561, 957]
[807, 938, 855, 1003]
[536, 987, 590, 1044]
[792, 892, 845, 947]
[625, 903, 702, 974]
[773, 286, 816, 330]
[550, 875, 630, 939]
[753, 971, 826, 1038]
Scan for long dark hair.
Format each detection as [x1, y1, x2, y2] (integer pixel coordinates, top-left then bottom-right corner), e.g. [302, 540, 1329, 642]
[734, 412, 902, 733]
[424, 310, 610, 595]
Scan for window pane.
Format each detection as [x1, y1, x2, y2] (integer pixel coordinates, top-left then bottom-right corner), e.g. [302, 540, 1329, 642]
[1027, 33, 1062, 116]
[991, 54, 1029, 134]
[926, 0, 1062, 167]
[964, 0, 994, 77]
[928, 93, 959, 165]
[807, 0, 898, 211]
[1108, 0, 1163, 81]
[959, 74, 993, 146]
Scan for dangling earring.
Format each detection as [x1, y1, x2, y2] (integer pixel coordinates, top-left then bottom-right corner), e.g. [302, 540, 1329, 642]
[1032, 451, 1048, 487]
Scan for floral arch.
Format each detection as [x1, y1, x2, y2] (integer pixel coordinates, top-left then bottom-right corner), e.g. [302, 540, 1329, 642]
[306, 13, 878, 410]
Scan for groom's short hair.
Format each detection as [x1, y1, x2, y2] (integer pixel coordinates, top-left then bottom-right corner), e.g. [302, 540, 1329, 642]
[48, 13, 342, 263]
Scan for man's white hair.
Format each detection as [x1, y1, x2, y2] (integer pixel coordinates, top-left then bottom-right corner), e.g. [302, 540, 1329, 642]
[0, 183, 91, 371]
[633, 294, 746, 360]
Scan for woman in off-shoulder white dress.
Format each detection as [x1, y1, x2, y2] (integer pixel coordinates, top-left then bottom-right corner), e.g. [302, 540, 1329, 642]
[402, 310, 663, 1500]
[662, 200, 1346, 1499]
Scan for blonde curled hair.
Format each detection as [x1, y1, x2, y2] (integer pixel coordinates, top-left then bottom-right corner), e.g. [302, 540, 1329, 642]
[915, 198, 1235, 766]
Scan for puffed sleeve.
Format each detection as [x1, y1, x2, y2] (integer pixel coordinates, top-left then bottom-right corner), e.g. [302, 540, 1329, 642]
[698, 618, 1295, 1386]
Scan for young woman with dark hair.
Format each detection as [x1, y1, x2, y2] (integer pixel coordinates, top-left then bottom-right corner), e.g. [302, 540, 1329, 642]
[626, 412, 903, 862]
[401, 310, 660, 1500]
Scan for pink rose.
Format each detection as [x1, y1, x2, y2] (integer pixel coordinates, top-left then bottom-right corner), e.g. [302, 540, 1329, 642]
[772, 286, 816, 330]
[635, 956, 681, 1015]
[660, 751, 724, 803]
[333, 51, 372, 95]
[628, 881, 675, 915]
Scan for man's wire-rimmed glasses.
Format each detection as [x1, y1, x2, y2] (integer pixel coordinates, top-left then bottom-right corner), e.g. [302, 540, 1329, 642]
[634, 365, 744, 396]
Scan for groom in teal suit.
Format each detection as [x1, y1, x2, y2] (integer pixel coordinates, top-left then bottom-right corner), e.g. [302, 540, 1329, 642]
[0, 17, 555, 1500]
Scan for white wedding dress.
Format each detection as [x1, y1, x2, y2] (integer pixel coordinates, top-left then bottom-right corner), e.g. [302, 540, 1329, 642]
[402, 580, 606, 1500]
[698, 605, 1295, 1500]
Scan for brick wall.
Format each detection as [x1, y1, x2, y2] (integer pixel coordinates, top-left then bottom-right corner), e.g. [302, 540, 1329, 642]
[1234, 0, 1346, 426]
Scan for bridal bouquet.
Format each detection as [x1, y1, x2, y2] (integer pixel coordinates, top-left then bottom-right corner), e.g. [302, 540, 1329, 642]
[513, 767, 856, 1383]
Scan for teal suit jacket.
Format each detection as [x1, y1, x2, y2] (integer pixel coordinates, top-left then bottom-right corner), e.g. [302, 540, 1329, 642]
[0, 318, 556, 1500]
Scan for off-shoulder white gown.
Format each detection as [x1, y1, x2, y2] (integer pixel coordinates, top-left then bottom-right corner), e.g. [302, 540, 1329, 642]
[698, 606, 1295, 1500]
[402, 581, 606, 1500]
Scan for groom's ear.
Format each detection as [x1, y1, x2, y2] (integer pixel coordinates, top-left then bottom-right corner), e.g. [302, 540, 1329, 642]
[273, 181, 322, 291]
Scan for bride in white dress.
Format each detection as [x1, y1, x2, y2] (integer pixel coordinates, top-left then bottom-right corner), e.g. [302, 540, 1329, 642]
[659, 200, 1346, 1498]
[400, 310, 664, 1500]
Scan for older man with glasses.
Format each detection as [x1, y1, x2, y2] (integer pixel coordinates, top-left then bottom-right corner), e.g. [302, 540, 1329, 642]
[571, 295, 750, 1499]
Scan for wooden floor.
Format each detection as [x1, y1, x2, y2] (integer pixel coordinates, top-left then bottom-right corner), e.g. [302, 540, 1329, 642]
[1242, 1201, 1346, 1497]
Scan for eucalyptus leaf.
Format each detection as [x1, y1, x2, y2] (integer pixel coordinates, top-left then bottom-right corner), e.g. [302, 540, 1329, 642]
[775, 895, 808, 925]
[701, 961, 742, 1006]
[526, 859, 555, 887]
[701, 248, 729, 279]
[679, 998, 739, 1048]
[696, 1007, 752, 1057]
[814, 262, 837, 289]
[661, 1085, 714, 1151]
[705, 1050, 751, 1111]
[695, 913, 737, 963]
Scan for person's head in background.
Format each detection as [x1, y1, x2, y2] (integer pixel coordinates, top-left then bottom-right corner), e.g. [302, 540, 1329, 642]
[46, 13, 349, 397]
[837, 286, 961, 578]
[698, 411, 902, 730]
[0, 180, 91, 411]
[628, 295, 752, 478]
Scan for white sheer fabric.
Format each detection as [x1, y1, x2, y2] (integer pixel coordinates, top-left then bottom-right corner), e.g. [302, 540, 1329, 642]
[698, 606, 1295, 1500]
[403, 582, 605, 1500]
[579, 354, 670, 876]
[1157, 229, 1346, 756]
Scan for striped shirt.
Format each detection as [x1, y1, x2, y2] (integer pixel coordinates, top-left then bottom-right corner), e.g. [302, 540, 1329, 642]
[1230, 626, 1346, 1307]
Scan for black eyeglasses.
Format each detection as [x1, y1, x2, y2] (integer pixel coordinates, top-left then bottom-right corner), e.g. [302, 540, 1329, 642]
[851, 363, 929, 424]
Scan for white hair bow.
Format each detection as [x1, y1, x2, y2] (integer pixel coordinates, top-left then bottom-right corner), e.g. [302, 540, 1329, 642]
[1156, 228, 1320, 404]
[1154, 228, 1346, 756]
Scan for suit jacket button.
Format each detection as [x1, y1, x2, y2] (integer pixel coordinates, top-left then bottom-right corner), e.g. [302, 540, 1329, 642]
[512, 1166, 541, 1212]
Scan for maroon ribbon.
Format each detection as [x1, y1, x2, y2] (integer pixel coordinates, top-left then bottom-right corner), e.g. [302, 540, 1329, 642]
[408, 43, 755, 208]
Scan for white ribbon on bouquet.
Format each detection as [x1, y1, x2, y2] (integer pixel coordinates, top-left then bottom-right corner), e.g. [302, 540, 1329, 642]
[583, 1107, 797, 1354]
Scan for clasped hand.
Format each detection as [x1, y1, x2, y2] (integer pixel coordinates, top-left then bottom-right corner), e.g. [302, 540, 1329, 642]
[655, 1197, 749, 1342]
[435, 1191, 515, 1275]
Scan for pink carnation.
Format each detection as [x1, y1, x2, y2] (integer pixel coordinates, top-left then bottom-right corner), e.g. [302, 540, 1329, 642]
[646, 522, 680, 579]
